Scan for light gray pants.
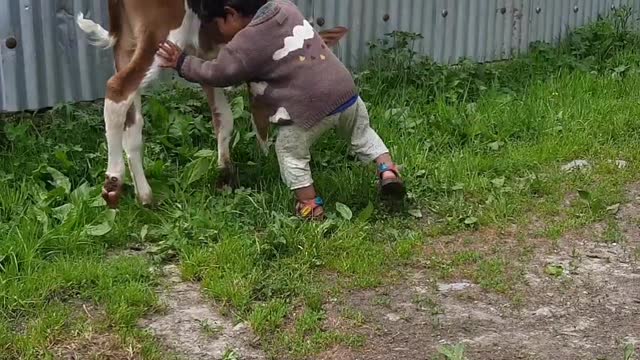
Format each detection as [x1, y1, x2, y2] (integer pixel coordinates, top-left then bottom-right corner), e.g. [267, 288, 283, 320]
[275, 97, 389, 190]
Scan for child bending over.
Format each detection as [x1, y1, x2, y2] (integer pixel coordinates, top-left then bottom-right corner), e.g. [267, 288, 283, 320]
[157, 0, 405, 220]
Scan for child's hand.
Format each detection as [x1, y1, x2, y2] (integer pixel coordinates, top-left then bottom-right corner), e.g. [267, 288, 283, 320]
[157, 40, 183, 69]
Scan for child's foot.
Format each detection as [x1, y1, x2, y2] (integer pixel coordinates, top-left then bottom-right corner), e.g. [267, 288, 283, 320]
[296, 197, 325, 221]
[378, 163, 406, 200]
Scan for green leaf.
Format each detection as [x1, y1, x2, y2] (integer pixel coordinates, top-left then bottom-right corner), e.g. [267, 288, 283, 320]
[409, 208, 423, 219]
[86, 222, 113, 237]
[437, 343, 466, 360]
[336, 202, 353, 221]
[623, 343, 636, 360]
[186, 157, 212, 186]
[384, 107, 409, 121]
[606, 203, 620, 215]
[194, 149, 215, 158]
[231, 96, 245, 118]
[46, 167, 71, 194]
[491, 177, 505, 188]
[90, 195, 106, 208]
[52, 203, 74, 222]
[140, 225, 149, 242]
[614, 65, 630, 74]
[54, 150, 73, 169]
[232, 130, 241, 149]
[357, 201, 374, 223]
[415, 170, 427, 178]
[70, 182, 92, 203]
[464, 216, 478, 225]
[488, 141, 504, 151]
[544, 264, 564, 278]
[451, 183, 465, 191]
[577, 189, 591, 201]
[32, 207, 49, 233]
[103, 209, 117, 223]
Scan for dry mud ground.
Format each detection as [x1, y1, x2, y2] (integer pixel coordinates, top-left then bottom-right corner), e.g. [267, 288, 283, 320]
[126, 185, 640, 360]
[317, 185, 640, 360]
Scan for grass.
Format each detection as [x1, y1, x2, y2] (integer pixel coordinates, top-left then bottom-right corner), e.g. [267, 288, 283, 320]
[1, 7, 640, 359]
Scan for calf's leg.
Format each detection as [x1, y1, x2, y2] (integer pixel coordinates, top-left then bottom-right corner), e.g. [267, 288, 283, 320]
[202, 85, 237, 188]
[123, 94, 153, 205]
[102, 34, 158, 207]
[102, 93, 134, 207]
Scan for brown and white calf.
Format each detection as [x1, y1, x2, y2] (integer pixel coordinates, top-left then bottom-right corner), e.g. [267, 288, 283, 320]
[77, 0, 349, 208]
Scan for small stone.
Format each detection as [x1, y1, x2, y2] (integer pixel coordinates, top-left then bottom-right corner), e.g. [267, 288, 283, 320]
[561, 160, 591, 172]
[534, 307, 553, 317]
[438, 282, 473, 293]
[615, 160, 628, 169]
[385, 313, 401, 322]
[233, 322, 249, 333]
[606, 159, 628, 169]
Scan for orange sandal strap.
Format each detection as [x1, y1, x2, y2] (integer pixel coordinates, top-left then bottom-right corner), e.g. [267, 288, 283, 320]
[296, 197, 325, 219]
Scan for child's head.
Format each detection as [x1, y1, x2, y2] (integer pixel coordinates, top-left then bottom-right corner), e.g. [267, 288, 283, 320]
[188, 0, 268, 42]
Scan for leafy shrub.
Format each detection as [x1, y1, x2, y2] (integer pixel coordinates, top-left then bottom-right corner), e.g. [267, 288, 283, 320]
[358, 6, 640, 103]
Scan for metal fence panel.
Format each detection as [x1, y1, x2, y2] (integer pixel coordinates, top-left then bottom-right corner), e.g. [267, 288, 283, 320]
[0, 0, 112, 112]
[1, 0, 638, 112]
[312, 0, 637, 68]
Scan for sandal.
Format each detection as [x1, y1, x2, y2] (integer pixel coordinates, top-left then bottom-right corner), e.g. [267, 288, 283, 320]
[296, 197, 326, 221]
[378, 163, 406, 200]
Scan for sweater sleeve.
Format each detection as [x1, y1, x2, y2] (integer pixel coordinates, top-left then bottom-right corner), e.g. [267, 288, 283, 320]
[177, 45, 252, 88]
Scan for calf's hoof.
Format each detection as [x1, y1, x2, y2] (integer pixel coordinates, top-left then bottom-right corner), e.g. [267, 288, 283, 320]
[216, 166, 239, 190]
[138, 193, 154, 208]
[102, 176, 123, 209]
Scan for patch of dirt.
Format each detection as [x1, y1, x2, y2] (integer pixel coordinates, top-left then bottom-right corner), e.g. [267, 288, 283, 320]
[52, 306, 142, 360]
[138, 265, 265, 360]
[54, 332, 140, 360]
[317, 184, 640, 360]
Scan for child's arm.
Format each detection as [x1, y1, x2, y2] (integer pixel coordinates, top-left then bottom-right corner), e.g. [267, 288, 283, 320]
[157, 40, 252, 88]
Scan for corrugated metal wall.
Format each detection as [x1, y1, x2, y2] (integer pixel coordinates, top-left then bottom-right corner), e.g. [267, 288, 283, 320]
[1, 0, 639, 112]
[0, 0, 112, 113]
[308, 0, 639, 67]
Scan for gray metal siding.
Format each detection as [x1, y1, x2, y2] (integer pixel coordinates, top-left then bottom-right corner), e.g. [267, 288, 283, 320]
[1, 0, 638, 112]
[0, 0, 112, 112]
[310, 0, 636, 68]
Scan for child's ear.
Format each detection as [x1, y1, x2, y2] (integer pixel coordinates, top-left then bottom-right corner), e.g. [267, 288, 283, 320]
[225, 6, 238, 19]
[318, 26, 349, 48]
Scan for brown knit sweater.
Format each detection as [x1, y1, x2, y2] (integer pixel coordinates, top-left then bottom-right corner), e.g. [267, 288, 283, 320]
[177, 0, 357, 129]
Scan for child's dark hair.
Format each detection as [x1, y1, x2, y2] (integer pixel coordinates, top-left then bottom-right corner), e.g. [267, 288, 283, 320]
[187, 0, 268, 22]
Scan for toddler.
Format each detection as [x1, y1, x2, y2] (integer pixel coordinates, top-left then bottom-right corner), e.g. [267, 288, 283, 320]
[158, 0, 405, 219]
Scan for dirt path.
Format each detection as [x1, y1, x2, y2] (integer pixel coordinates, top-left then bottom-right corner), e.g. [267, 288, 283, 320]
[138, 265, 265, 360]
[134, 185, 640, 360]
[317, 186, 640, 360]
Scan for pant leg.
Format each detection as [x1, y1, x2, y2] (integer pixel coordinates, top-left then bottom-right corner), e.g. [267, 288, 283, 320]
[275, 117, 337, 190]
[337, 97, 389, 163]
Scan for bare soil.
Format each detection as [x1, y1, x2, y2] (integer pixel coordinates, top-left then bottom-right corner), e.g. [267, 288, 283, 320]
[316, 185, 640, 360]
[138, 265, 265, 360]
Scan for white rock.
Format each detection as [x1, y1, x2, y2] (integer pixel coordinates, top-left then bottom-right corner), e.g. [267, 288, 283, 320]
[534, 307, 553, 317]
[385, 313, 402, 322]
[233, 322, 249, 333]
[561, 160, 591, 172]
[438, 282, 473, 293]
[615, 160, 628, 169]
